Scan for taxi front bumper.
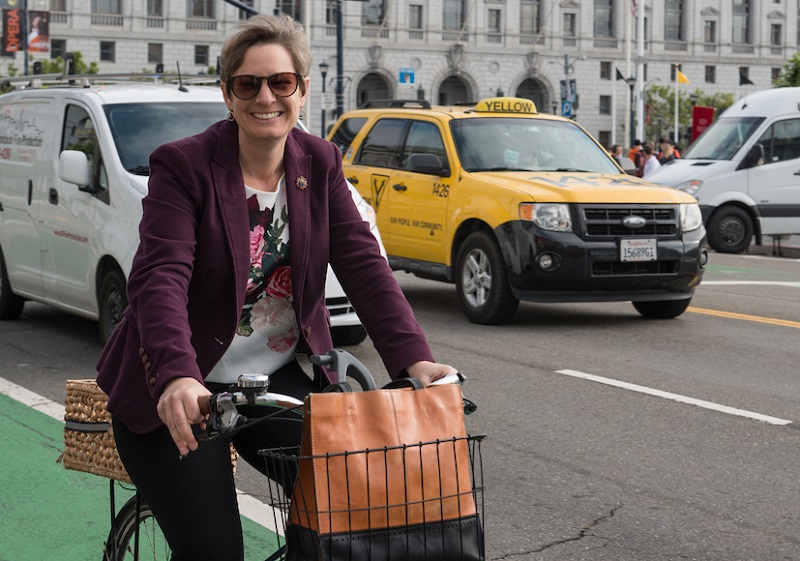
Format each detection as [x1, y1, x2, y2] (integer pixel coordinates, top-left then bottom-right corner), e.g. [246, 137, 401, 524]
[495, 220, 707, 303]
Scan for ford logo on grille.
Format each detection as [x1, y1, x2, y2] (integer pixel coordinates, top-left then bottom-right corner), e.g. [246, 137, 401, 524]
[622, 215, 647, 229]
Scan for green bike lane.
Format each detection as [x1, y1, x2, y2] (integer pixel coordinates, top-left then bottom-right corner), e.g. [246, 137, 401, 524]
[0, 378, 278, 561]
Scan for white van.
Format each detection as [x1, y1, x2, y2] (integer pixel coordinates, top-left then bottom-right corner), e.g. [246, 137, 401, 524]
[647, 87, 800, 253]
[0, 74, 383, 344]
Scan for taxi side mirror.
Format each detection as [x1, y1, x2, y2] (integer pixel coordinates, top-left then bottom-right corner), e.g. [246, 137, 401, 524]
[407, 153, 451, 177]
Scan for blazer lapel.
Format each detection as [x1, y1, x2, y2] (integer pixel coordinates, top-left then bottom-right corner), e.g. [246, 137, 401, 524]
[212, 121, 250, 314]
[284, 131, 312, 311]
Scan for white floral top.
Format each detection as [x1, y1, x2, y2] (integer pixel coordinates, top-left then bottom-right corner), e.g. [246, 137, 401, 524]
[206, 176, 299, 383]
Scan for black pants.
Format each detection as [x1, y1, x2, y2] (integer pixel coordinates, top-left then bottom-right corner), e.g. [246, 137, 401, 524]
[112, 359, 319, 561]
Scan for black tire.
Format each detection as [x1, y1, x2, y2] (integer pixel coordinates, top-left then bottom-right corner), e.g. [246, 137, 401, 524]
[707, 206, 754, 254]
[331, 325, 368, 346]
[103, 495, 170, 561]
[99, 269, 128, 345]
[0, 246, 25, 320]
[455, 231, 519, 324]
[632, 298, 691, 319]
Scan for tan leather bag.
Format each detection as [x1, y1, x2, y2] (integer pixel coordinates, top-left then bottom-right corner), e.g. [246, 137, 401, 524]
[286, 382, 484, 561]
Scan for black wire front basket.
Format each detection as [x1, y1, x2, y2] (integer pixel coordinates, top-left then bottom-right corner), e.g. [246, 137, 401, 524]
[258, 434, 486, 561]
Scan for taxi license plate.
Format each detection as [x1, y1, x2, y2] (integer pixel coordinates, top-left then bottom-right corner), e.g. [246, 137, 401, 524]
[620, 239, 657, 262]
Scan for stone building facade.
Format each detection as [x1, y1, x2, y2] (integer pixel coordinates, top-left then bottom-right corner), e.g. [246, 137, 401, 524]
[5, 1, 798, 148]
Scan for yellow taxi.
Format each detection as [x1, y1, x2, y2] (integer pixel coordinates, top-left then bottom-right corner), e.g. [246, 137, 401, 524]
[327, 97, 707, 324]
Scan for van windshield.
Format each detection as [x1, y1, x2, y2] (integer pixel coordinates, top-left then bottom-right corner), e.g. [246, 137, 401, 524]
[104, 102, 225, 175]
[682, 116, 765, 161]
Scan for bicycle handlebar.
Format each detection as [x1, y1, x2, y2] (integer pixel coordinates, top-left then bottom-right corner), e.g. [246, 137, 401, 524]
[197, 349, 473, 441]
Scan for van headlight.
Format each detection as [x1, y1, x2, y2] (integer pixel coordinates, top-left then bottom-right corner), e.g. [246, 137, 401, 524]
[680, 203, 703, 232]
[676, 180, 702, 196]
[520, 203, 572, 232]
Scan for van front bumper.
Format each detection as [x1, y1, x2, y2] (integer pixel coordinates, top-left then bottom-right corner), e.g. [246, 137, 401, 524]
[495, 220, 707, 303]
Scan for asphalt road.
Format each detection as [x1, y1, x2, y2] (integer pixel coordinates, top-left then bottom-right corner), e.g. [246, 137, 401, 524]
[1, 248, 799, 560]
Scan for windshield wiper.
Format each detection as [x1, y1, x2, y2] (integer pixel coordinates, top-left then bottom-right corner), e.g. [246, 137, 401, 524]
[127, 165, 150, 176]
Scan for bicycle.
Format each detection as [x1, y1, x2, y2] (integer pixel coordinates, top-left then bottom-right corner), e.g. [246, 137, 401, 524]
[101, 349, 483, 561]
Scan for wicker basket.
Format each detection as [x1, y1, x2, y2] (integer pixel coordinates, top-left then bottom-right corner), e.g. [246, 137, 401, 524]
[62, 379, 237, 483]
[63, 379, 132, 483]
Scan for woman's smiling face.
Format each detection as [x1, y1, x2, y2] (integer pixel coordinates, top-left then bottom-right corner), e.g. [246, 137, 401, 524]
[222, 43, 309, 145]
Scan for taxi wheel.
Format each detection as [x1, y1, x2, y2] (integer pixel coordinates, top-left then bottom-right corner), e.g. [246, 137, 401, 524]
[0, 246, 25, 320]
[456, 231, 519, 325]
[99, 269, 128, 345]
[331, 325, 368, 346]
[632, 298, 691, 319]
[707, 206, 753, 254]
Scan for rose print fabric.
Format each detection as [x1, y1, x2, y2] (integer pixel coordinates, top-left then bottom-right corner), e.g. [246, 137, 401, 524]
[206, 177, 299, 383]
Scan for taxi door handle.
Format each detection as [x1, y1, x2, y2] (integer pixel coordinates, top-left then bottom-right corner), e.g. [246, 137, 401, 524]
[347, 176, 359, 184]
[393, 184, 407, 192]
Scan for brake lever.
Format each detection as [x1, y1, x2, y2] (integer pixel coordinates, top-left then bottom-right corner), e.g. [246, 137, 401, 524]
[201, 392, 247, 441]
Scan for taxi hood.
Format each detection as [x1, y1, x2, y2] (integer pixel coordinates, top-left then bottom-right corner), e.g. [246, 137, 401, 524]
[478, 171, 698, 204]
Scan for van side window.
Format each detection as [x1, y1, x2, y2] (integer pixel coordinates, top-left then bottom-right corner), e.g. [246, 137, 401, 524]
[402, 121, 448, 172]
[62, 104, 109, 202]
[756, 119, 800, 164]
[354, 118, 406, 169]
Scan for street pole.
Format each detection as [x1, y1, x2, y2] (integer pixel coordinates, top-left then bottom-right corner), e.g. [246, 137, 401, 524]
[335, 0, 344, 119]
[319, 61, 328, 137]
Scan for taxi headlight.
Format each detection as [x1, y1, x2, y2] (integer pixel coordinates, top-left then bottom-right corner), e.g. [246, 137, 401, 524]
[676, 179, 703, 196]
[680, 203, 703, 232]
[520, 203, 572, 232]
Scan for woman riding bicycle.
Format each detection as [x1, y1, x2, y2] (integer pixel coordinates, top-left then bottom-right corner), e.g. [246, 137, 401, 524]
[96, 14, 456, 561]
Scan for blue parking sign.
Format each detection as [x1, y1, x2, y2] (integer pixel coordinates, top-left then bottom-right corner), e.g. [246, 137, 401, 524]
[561, 101, 573, 117]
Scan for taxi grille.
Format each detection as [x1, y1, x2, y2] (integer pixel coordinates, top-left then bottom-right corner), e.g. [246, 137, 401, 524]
[581, 206, 678, 238]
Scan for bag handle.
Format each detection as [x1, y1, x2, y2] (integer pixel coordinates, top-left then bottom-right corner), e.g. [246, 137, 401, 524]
[381, 377, 425, 391]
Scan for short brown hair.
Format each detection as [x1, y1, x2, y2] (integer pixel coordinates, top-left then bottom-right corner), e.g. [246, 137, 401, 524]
[219, 14, 312, 86]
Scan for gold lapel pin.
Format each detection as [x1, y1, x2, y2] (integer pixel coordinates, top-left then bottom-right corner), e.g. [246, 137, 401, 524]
[296, 176, 309, 190]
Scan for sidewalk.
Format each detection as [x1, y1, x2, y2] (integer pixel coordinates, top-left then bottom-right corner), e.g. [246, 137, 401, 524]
[0, 381, 276, 561]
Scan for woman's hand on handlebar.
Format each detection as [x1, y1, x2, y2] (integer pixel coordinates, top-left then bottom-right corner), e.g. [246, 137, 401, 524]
[156, 376, 211, 457]
[405, 360, 458, 386]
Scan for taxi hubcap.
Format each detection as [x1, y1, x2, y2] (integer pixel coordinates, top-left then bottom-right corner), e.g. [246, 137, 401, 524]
[462, 249, 492, 308]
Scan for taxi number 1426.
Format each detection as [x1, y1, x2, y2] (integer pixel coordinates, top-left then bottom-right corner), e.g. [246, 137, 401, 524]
[431, 183, 449, 198]
[620, 239, 657, 262]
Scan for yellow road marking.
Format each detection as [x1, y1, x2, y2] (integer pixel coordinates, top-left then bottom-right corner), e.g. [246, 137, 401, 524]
[688, 307, 800, 329]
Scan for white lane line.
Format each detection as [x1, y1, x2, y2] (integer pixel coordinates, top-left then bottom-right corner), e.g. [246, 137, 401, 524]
[555, 369, 793, 426]
[701, 280, 800, 288]
[0, 376, 278, 531]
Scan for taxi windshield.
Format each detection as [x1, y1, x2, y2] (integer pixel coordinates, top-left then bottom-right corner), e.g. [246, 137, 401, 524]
[105, 102, 225, 175]
[451, 117, 620, 174]
[682, 116, 765, 161]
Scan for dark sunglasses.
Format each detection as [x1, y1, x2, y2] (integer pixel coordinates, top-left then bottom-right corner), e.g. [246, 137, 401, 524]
[227, 73, 304, 100]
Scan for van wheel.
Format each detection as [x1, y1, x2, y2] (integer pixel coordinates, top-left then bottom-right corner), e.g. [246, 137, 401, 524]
[456, 231, 519, 324]
[633, 299, 691, 319]
[707, 207, 753, 254]
[0, 247, 25, 320]
[99, 269, 127, 344]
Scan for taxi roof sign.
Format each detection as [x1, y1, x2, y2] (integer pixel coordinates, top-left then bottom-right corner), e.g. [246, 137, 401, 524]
[474, 97, 538, 114]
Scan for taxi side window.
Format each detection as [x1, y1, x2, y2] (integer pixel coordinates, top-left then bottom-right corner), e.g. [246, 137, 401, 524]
[330, 117, 367, 154]
[402, 121, 448, 172]
[756, 118, 800, 164]
[355, 118, 405, 169]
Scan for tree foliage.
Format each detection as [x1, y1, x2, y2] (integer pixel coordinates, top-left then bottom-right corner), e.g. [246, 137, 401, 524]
[645, 85, 734, 148]
[773, 52, 800, 87]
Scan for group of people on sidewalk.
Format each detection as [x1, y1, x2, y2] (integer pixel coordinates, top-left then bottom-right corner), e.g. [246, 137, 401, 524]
[608, 138, 681, 178]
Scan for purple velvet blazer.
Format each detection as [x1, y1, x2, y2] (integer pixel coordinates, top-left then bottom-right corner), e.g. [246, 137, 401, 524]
[96, 120, 433, 434]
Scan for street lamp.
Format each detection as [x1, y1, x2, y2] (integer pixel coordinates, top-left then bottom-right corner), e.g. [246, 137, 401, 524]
[319, 60, 329, 137]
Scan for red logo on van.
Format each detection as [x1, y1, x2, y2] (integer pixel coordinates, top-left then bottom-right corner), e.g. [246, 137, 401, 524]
[0, 148, 11, 160]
